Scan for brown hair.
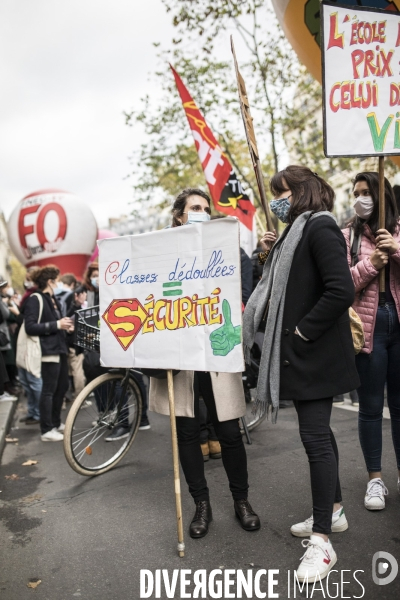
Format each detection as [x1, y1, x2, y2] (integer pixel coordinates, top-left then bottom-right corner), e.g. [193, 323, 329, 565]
[83, 262, 99, 291]
[30, 265, 60, 291]
[60, 273, 77, 287]
[270, 165, 335, 224]
[171, 188, 211, 228]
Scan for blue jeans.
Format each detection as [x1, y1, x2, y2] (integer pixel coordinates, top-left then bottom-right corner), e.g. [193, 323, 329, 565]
[356, 303, 400, 472]
[18, 367, 41, 420]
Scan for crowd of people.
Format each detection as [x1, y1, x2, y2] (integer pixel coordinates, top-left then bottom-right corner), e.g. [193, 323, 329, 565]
[0, 262, 151, 442]
[1, 165, 399, 583]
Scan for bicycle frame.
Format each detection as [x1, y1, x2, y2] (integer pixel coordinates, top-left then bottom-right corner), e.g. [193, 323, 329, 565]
[96, 368, 145, 429]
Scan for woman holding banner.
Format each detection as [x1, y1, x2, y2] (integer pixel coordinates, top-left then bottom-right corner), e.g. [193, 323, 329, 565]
[343, 172, 400, 510]
[244, 166, 359, 583]
[149, 188, 260, 540]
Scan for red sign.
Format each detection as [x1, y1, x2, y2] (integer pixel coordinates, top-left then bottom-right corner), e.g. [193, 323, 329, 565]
[18, 202, 67, 255]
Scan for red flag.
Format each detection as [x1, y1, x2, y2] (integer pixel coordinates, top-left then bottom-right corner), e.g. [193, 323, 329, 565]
[171, 65, 256, 230]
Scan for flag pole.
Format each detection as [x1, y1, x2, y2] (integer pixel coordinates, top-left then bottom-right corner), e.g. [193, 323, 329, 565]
[378, 156, 386, 306]
[231, 36, 274, 232]
[167, 370, 185, 557]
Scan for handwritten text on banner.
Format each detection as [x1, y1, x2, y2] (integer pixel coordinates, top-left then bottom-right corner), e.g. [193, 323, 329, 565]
[98, 219, 244, 373]
[322, 1, 400, 157]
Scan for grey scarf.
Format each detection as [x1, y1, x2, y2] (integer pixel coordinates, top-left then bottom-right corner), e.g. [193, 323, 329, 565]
[243, 210, 336, 423]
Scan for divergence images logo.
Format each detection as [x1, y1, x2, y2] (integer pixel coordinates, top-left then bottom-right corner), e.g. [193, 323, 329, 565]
[102, 299, 149, 351]
[372, 551, 399, 586]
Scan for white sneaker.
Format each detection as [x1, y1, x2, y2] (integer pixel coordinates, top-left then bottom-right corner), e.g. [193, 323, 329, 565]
[41, 428, 64, 442]
[291, 507, 348, 537]
[364, 478, 388, 510]
[296, 535, 337, 583]
[57, 423, 65, 432]
[0, 392, 18, 402]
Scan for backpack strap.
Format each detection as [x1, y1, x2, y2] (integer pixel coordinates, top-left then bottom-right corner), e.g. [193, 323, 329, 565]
[31, 293, 44, 323]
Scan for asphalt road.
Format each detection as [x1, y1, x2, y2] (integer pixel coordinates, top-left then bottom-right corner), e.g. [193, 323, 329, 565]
[0, 398, 399, 600]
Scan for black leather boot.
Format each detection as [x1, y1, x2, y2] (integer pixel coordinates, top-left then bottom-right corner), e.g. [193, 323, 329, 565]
[234, 499, 261, 531]
[189, 500, 213, 538]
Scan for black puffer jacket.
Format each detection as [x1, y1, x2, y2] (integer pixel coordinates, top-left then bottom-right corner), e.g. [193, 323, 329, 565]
[24, 292, 68, 356]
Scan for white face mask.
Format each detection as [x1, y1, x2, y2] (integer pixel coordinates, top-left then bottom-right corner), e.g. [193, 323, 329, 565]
[6, 287, 14, 297]
[184, 211, 211, 225]
[353, 196, 374, 220]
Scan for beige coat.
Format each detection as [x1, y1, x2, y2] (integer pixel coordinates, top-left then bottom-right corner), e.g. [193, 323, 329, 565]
[149, 371, 246, 421]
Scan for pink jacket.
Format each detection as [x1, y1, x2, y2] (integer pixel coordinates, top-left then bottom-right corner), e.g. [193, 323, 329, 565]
[342, 224, 400, 353]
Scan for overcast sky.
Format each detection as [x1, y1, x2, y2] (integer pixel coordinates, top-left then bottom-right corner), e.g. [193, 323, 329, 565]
[0, 0, 176, 228]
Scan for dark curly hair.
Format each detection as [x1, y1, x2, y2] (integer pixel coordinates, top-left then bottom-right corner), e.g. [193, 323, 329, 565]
[171, 188, 211, 228]
[30, 265, 60, 291]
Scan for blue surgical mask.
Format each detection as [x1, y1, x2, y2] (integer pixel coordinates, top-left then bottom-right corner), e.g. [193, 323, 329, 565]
[184, 211, 211, 225]
[270, 197, 291, 224]
[91, 277, 99, 288]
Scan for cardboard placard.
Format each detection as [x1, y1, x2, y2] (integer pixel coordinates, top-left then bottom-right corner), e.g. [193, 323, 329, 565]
[322, 1, 400, 157]
[98, 219, 244, 373]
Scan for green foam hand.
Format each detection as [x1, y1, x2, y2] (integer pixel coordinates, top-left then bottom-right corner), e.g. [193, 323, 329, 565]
[209, 299, 241, 357]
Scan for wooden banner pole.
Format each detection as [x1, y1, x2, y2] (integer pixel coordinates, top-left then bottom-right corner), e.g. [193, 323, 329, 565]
[167, 370, 185, 558]
[378, 156, 386, 306]
[231, 36, 274, 232]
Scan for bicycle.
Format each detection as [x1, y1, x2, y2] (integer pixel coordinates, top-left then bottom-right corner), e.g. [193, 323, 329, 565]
[64, 305, 266, 475]
[63, 306, 144, 476]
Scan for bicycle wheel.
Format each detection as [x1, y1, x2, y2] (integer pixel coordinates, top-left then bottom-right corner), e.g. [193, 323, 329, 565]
[241, 388, 267, 432]
[64, 372, 142, 476]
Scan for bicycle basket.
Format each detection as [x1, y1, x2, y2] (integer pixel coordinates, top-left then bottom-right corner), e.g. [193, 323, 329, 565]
[75, 305, 100, 352]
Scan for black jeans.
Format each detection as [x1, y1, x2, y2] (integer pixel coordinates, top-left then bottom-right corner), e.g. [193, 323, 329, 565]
[176, 372, 249, 503]
[199, 398, 218, 444]
[356, 303, 400, 472]
[294, 398, 342, 535]
[0, 351, 8, 394]
[40, 354, 69, 434]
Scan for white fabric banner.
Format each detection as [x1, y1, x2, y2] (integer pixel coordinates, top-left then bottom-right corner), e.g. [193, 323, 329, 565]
[98, 219, 244, 373]
[322, 2, 400, 157]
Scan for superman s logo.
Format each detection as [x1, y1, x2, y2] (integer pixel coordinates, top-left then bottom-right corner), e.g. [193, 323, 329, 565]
[102, 299, 149, 351]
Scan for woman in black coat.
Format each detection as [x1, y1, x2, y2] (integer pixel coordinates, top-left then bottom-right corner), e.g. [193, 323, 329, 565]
[24, 266, 74, 442]
[244, 166, 359, 583]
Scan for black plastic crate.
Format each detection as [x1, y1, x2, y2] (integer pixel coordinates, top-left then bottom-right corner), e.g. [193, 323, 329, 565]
[75, 305, 100, 352]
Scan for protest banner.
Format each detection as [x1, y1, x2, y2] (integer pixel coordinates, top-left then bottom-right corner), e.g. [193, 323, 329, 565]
[98, 218, 244, 373]
[170, 65, 258, 256]
[321, 1, 398, 302]
[321, 1, 400, 158]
